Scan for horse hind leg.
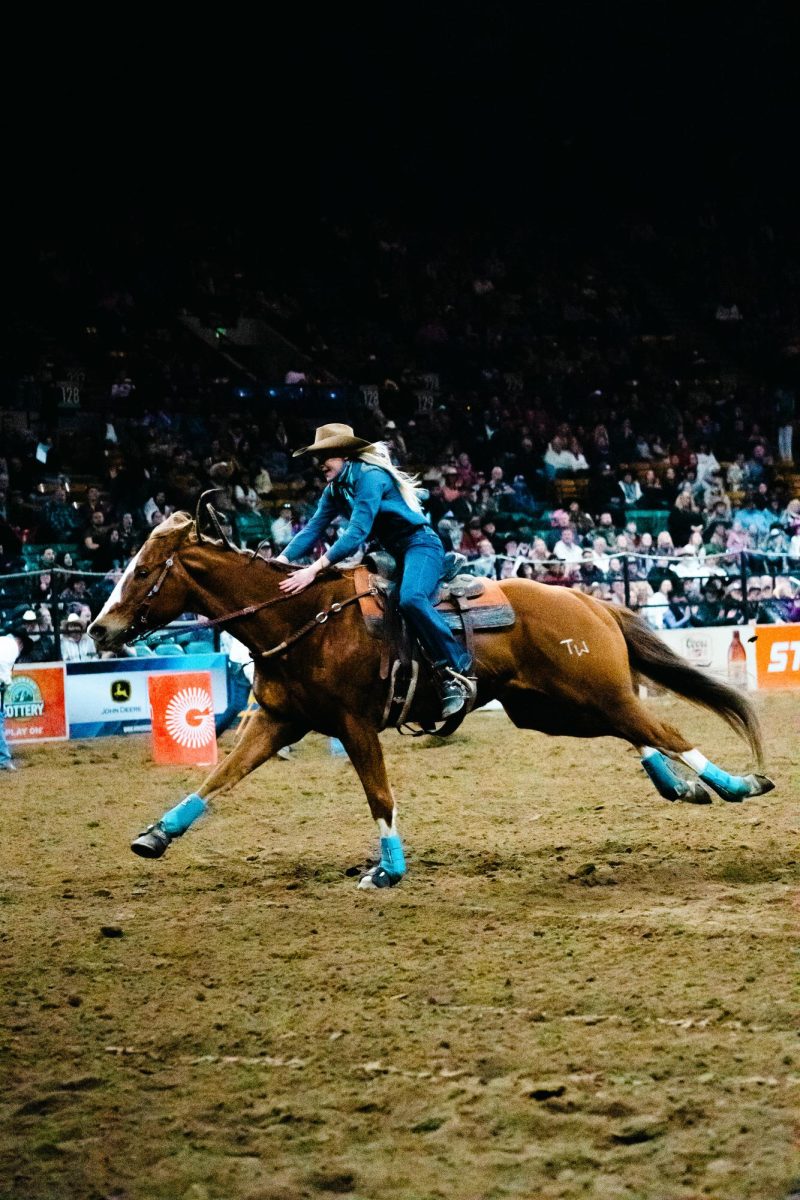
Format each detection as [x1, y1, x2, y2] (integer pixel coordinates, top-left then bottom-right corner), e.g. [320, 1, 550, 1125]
[632, 704, 775, 805]
[677, 748, 775, 804]
[608, 695, 716, 804]
[640, 746, 713, 805]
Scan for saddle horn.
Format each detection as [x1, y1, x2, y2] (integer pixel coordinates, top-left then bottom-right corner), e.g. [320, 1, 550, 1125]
[194, 489, 238, 552]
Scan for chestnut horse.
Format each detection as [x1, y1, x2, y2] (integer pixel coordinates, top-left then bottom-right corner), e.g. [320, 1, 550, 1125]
[89, 507, 774, 889]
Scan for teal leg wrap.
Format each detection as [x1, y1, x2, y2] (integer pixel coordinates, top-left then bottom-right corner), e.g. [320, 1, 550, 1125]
[161, 793, 207, 836]
[699, 762, 751, 800]
[641, 752, 688, 802]
[380, 835, 406, 880]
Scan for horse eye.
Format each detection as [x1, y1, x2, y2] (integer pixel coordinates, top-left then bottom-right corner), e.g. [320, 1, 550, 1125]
[135, 566, 150, 579]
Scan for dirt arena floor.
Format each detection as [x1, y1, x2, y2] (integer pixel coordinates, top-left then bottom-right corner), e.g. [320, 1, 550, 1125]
[1, 691, 798, 1200]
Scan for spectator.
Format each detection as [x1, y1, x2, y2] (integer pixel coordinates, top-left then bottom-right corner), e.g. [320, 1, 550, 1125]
[0, 628, 29, 770]
[618, 469, 643, 509]
[543, 435, 578, 479]
[59, 575, 91, 614]
[459, 515, 485, 557]
[539, 559, 575, 587]
[40, 484, 81, 541]
[553, 525, 583, 565]
[545, 508, 572, 551]
[271, 503, 301, 552]
[15, 609, 56, 663]
[232, 469, 260, 512]
[722, 581, 745, 625]
[470, 538, 499, 578]
[81, 510, 110, 570]
[667, 491, 704, 549]
[745, 579, 777, 625]
[29, 570, 55, 606]
[691, 580, 726, 626]
[663, 587, 692, 629]
[253, 460, 274, 500]
[578, 545, 606, 587]
[60, 612, 99, 661]
[639, 468, 666, 509]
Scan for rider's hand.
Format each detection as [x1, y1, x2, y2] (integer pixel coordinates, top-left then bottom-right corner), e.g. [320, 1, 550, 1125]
[279, 564, 319, 594]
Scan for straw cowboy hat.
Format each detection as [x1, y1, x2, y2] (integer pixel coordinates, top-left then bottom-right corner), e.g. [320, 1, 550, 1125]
[292, 423, 374, 458]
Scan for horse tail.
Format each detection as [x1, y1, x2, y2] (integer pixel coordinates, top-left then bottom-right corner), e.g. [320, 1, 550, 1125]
[608, 606, 765, 768]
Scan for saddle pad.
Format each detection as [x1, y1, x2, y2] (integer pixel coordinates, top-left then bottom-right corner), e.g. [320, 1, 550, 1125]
[354, 567, 515, 635]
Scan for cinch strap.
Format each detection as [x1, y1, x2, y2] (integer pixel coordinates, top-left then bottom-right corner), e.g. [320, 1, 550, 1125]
[161, 793, 207, 836]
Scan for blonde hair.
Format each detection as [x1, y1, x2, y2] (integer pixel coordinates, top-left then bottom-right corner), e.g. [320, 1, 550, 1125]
[354, 441, 424, 515]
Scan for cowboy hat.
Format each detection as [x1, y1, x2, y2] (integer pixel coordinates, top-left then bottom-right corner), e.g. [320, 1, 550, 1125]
[292, 423, 374, 458]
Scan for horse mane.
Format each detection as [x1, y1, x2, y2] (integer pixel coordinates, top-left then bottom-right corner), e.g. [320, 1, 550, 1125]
[152, 510, 344, 584]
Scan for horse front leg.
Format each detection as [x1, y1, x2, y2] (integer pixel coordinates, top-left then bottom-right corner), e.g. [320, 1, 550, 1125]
[131, 707, 307, 858]
[336, 716, 406, 890]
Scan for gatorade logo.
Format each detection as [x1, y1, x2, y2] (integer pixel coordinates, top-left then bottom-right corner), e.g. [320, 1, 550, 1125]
[164, 687, 215, 748]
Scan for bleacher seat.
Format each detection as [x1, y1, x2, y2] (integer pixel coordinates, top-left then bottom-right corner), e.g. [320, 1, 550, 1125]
[154, 643, 184, 656]
[234, 511, 271, 546]
[183, 640, 215, 655]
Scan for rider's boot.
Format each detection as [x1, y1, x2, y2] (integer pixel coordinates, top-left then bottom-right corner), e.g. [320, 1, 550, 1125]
[434, 661, 477, 721]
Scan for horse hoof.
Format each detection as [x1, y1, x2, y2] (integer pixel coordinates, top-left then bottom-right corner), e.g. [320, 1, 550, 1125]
[681, 781, 712, 805]
[357, 866, 402, 890]
[131, 824, 172, 858]
[747, 774, 775, 797]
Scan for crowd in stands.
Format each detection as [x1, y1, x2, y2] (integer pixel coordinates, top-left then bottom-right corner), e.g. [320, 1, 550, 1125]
[2, 202, 800, 660]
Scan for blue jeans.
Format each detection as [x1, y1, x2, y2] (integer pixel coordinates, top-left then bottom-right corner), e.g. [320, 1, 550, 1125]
[0, 692, 11, 767]
[215, 662, 253, 735]
[394, 527, 472, 674]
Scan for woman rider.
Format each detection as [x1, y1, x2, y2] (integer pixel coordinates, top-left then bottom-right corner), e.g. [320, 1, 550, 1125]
[275, 423, 476, 720]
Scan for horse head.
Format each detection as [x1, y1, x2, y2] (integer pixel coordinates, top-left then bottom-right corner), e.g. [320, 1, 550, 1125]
[89, 493, 237, 653]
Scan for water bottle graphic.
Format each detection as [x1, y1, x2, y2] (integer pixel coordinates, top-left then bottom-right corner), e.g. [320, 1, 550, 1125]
[727, 629, 747, 688]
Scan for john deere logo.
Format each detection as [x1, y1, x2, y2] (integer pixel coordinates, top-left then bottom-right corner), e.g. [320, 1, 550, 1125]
[110, 679, 132, 703]
[4, 676, 45, 720]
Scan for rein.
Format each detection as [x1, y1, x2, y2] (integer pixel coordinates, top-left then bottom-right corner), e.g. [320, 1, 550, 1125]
[128, 550, 378, 658]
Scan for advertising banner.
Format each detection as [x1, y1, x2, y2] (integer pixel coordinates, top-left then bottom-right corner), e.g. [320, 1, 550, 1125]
[4, 662, 68, 743]
[658, 624, 757, 689]
[66, 653, 228, 738]
[753, 622, 800, 690]
[148, 670, 218, 766]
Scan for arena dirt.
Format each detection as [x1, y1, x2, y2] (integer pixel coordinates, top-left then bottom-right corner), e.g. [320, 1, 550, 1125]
[1, 692, 798, 1200]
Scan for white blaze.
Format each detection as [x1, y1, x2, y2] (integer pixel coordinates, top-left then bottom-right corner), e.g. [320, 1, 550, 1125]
[96, 549, 141, 621]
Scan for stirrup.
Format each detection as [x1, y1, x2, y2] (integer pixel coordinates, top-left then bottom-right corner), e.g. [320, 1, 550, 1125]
[437, 666, 477, 721]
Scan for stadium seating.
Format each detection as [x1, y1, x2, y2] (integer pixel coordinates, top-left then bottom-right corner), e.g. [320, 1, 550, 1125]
[182, 640, 216, 655]
[153, 643, 184, 656]
[234, 511, 271, 546]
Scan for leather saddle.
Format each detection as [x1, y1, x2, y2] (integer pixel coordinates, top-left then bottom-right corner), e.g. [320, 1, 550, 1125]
[353, 550, 515, 734]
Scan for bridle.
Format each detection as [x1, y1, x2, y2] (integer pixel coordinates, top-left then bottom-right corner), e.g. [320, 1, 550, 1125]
[123, 546, 378, 658]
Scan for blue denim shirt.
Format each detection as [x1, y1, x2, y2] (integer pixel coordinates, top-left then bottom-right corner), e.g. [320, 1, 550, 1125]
[282, 461, 430, 566]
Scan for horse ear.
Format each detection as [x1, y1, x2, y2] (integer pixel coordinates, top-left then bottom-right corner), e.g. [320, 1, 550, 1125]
[194, 488, 238, 552]
[194, 489, 217, 543]
[206, 504, 239, 552]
